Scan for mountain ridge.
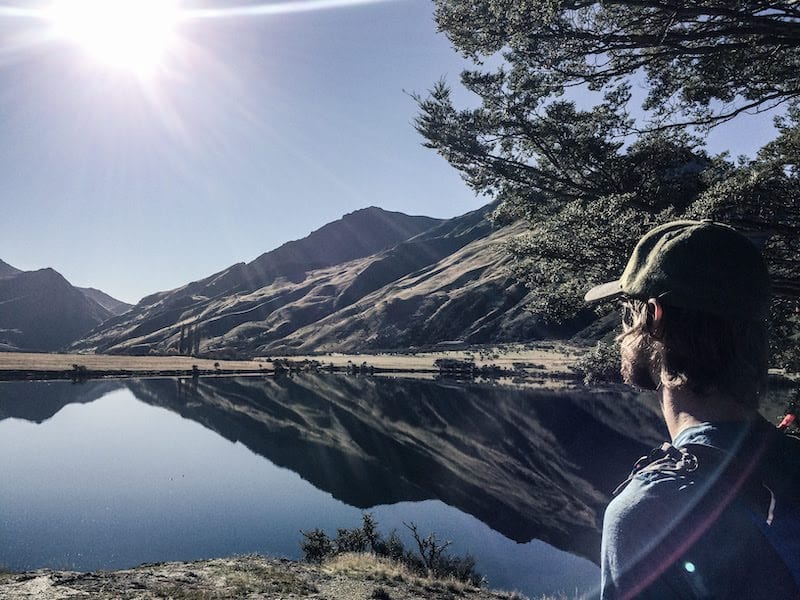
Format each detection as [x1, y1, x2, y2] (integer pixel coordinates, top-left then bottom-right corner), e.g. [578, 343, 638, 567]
[138, 206, 442, 307]
[78, 287, 133, 316]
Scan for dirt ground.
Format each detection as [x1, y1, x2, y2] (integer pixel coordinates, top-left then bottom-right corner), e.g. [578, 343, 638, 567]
[0, 554, 531, 600]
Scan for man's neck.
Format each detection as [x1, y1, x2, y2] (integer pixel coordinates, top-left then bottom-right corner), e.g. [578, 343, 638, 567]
[660, 387, 758, 441]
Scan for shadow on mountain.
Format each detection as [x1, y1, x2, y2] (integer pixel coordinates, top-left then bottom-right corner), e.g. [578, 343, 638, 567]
[126, 375, 666, 564]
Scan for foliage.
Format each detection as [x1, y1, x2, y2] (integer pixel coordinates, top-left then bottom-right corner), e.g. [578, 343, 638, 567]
[334, 527, 369, 553]
[432, 0, 800, 129]
[415, 75, 728, 324]
[371, 586, 392, 600]
[572, 342, 622, 386]
[300, 514, 482, 586]
[403, 521, 452, 575]
[374, 530, 405, 562]
[417, 0, 800, 368]
[299, 528, 334, 564]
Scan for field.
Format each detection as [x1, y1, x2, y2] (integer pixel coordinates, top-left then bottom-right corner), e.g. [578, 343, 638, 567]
[0, 352, 267, 373]
[0, 343, 583, 381]
[277, 343, 581, 375]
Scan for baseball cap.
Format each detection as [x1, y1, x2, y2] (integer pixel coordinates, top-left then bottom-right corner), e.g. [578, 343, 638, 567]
[584, 219, 771, 319]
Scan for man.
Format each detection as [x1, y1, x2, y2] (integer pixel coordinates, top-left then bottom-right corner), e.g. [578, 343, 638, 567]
[584, 220, 800, 599]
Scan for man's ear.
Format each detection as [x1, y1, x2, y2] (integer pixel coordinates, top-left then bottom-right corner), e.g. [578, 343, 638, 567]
[647, 298, 664, 339]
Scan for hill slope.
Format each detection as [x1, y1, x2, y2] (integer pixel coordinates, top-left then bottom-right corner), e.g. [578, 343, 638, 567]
[72, 204, 567, 356]
[77, 287, 133, 316]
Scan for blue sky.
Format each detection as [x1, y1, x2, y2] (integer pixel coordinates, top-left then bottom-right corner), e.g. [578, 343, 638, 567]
[0, 0, 780, 304]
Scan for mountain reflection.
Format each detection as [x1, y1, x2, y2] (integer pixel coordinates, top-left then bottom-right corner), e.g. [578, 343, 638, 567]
[0, 379, 122, 423]
[124, 375, 665, 563]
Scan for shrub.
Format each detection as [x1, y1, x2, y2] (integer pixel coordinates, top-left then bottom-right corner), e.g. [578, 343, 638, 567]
[371, 586, 392, 599]
[300, 514, 482, 585]
[300, 528, 334, 564]
[335, 527, 368, 553]
[572, 342, 622, 385]
[381, 530, 405, 561]
[362, 512, 380, 552]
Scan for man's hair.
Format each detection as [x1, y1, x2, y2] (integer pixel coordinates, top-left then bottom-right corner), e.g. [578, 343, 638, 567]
[619, 299, 768, 408]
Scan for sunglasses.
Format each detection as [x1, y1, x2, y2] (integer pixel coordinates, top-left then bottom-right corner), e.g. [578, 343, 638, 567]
[619, 300, 636, 331]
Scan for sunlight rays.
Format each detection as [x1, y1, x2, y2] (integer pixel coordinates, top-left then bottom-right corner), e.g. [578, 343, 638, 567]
[0, 0, 400, 192]
[0, 0, 396, 76]
[0, 0, 397, 22]
[182, 0, 396, 20]
[46, 0, 180, 77]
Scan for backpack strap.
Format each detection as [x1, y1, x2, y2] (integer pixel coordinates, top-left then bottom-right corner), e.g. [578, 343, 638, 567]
[613, 440, 773, 521]
[613, 442, 696, 495]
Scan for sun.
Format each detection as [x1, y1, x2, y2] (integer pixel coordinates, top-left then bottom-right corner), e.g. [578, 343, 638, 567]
[45, 0, 181, 77]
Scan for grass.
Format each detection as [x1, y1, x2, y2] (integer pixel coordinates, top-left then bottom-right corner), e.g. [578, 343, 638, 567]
[0, 352, 268, 373]
[322, 553, 491, 597]
[276, 343, 580, 375]
[0, 343, 583, 384]
[323, 552, 415, 583]
[322, 554, 580, 600]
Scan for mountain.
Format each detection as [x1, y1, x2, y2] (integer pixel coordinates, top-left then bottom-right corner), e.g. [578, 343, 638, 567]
[137, 206, 443, 308]
[0, 259, 22, 278]
[78, 287, 133, 316]
[0, 263, 131, 352]
[71, 203, 577, 356]
[0, 268, 114, 352]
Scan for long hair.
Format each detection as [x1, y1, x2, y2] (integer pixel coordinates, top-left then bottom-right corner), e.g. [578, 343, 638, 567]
[618, 299, 768, 409]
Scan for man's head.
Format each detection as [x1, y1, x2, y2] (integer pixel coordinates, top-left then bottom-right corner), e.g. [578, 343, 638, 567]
[585, 220, 772, 407]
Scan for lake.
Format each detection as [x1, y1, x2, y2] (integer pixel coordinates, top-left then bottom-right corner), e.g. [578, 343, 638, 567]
[0, 374, 674, 597]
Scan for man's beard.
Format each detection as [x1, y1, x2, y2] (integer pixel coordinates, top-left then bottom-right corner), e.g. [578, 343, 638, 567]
[620, 334, 660, 391]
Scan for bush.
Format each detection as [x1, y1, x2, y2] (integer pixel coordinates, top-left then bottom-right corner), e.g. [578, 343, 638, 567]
[371, 586, 392, 600]
[335, 527, 368, 553]
[300, 528, 334, 563]
[300, 514, 482, 585]
[378, 530, 405, 561]
[572, 342, 622, 385]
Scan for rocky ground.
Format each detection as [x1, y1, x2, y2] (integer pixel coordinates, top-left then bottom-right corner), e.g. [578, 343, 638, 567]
[0, 554, 531, 600]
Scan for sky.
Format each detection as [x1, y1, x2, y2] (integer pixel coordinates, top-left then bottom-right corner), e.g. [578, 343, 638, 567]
[0, 0, 782, 304]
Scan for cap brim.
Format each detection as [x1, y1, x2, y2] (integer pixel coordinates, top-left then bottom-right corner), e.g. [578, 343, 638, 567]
[584, 280, 623, 304]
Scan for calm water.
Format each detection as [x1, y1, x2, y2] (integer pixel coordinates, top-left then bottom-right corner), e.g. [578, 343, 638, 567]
[0, 375, 674, 597]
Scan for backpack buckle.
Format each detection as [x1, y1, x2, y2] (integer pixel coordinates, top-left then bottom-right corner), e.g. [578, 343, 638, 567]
[677, 449, 698, 472]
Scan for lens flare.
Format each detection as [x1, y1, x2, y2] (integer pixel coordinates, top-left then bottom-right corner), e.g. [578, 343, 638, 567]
[182, 0, 394, 19]
[44, 0, 180, 76]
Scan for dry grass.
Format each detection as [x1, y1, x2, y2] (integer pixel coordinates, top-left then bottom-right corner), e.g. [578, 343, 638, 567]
[0, 343, 583, 385]
[0, 352, 268, 373]
[323, 552, 414, 582]
[268, 342, 581, 375]
[322, 552, 483, 596]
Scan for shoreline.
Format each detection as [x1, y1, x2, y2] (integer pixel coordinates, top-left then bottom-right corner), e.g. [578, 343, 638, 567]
[0, 345, 583, 383]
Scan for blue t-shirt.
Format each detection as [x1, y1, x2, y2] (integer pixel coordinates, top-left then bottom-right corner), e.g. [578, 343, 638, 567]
[600, 421, 800, 599]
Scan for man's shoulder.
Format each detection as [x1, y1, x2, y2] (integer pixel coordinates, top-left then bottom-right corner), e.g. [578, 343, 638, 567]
[603, 466, 697, 553]
[606, 442, 708, 523]
[602, 431, 800, 599]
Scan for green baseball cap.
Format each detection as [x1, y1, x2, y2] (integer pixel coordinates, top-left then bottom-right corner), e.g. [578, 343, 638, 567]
[584, 220, 772, 319]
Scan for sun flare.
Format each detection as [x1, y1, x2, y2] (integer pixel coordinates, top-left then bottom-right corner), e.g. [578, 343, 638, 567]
[45, 0, 180, 76]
